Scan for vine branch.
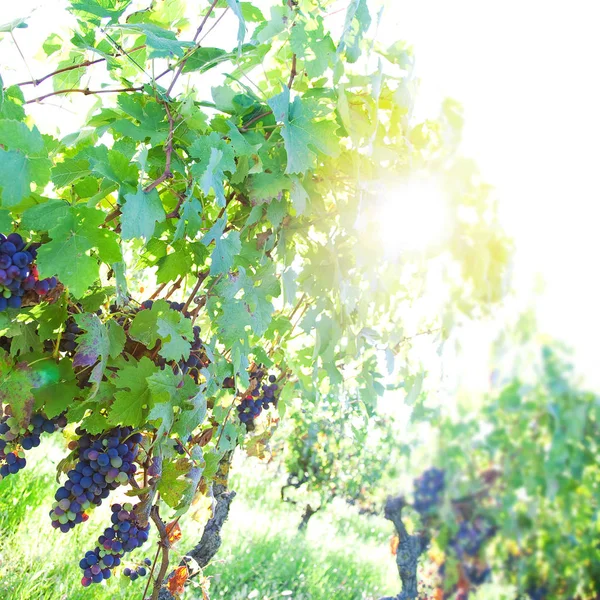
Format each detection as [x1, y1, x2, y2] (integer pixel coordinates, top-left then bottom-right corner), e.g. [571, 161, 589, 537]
[150, 505, 172, 600]
[25, 86, 143, 105]
[165, 0, 221, 96]
[144, 102, 175, 193]
[15, 45, 146, 88]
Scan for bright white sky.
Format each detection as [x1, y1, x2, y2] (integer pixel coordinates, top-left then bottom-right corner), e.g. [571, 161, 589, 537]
[2, 0, 598, 389]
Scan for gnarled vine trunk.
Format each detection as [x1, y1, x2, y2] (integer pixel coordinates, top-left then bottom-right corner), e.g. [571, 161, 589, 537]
[379, 496, 428, 600]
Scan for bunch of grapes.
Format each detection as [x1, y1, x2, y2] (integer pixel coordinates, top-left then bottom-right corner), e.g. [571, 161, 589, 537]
[412, 467, 445, 515]
[0, 406, 66, 479]
[237, 374, 279, 423]
[173, 435, 192, 455]
[50, 428, 142, 533]
[0, 233, 57, 311]
[79, 502, 151, 586]
[123, 558, 152, 581]
[526, 586, 548, 600]
[450, 517, 497, 558]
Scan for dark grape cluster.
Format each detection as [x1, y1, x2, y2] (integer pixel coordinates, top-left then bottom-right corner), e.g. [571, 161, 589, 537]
[0, 407, 66, 479]
[450, 517, 497, 558]
[123, 558, 152, 582]
[0, 233, 57, 311]
[79, 502, 150, 586]
[526, 586, 548, 600]
[60, 318, 84, 354]
[50, 428, 142, 533]
[173, 435, 192, 455]
[412, 467, 445, 514]
[237, 372, 279, 424]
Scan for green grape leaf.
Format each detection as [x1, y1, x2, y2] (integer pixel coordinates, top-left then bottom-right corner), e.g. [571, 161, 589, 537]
[0, 121, 52, 206]
[121, 188, 166, 241]
[338, 0, 371, 63]
[129, 299, 193, 361]
[110, 356, 158, 427]
[36, 205, 120, 297]
[32, 359, 80, 419]
[182, 47, 228, 74]
[51, 158, 91, 188]
[0, 352, 36, 425]
[0, 17, 29, 33]
[190, 133, 236, 207]
[114, 23, 186, 58]
[158, 456, 192, 509]
[202, 217, 241, 276]
[21, 199, 70, 231]
[147, 401, 175, 440]
[172, 390, 207, 438]
[226, 0, 246, 44]
[267, 87, 339, 174]
[0, 210, 11, 231]
[290, 17, 336, 78]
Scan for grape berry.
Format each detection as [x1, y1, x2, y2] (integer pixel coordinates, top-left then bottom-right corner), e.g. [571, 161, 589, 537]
[238, 372, 279, 423]
[0, 233, 57, 311]
[50, 428, 142, 533]
[79, 502, 150, 586]
[412, 467, 445, 515]
[0, 407, 66, 479]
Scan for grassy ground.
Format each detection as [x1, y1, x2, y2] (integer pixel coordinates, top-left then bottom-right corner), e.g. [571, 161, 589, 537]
[0, 440, 398, 600]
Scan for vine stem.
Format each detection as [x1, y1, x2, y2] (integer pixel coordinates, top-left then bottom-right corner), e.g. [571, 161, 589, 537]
[149, 505, 171, 600]
[144, 102, 175, 193]
[25, 86, 143, 104]
[15, 45, 146, 87]
[165, 0, 221, 96]
[182, 270, 210, 314]
[287, 0, 298, 89]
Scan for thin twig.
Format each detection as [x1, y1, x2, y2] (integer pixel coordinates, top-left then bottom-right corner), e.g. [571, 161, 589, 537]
[287, 54, 298, 89]
[16, 45, 146, 87]
[149, 283, 168, 301]
[287, 0, 298, 89]
[240, 110, 273, 132]
[181, 271, 209, 314]
[25, 86, 142, 104]
[150, 505, 172, 600]
[164, 276, 184, 300]
[166, 0, 221, 96]
[144, 103, 175, 193]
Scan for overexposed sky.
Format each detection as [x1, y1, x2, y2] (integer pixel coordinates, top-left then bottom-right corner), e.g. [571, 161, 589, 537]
[2, 0, 598, 388]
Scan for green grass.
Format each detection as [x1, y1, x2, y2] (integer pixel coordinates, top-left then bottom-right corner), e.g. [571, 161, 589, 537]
[0, 441, 398, 599]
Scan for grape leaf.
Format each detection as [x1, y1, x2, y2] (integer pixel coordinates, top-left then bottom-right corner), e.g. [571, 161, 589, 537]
[21, 199, 70, 231]
[51, 158, 90, 188]
[115, 23, 185, 58]
[121, 188, 166, 241]
[36, 205, 120, 297]
[226, 0, 246, 44]
[129, 299, 193, 361]
[158, 456, 192, 508]
[32, 359, 80, 418]
[0, 352, 36, 425]
[110, 356, 158, 427]
[0, 209, 10, 231]
[267, 87, 339, 174]
[290, 17, 336, 78]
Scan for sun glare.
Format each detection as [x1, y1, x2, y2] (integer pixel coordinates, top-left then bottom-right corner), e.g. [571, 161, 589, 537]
[375, 177, 451, 258]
